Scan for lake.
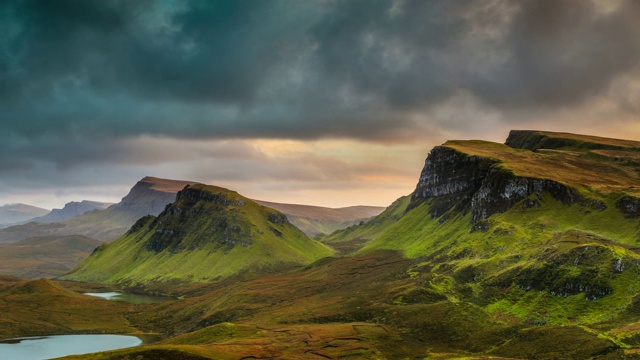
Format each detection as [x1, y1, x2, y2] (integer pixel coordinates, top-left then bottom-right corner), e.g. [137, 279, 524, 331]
[84, 291, 170, 304]
[0, 334, 142, 360]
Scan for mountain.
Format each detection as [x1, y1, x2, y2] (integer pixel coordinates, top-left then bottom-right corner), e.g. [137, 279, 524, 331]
[8, 130, 640, 359]
[62, 183, 334, 284]
[324, 131, 640, 327]
[31, 200, 114, 223]
[0, 203, 49, 228]
[0, 235, 103, 278]
[0, 177, 196, 243]
[253, 200, 384, 237]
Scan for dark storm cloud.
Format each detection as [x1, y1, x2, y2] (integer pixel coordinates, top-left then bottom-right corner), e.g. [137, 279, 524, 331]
[1, 0, 640, 157]
[475, 0, 640, 107]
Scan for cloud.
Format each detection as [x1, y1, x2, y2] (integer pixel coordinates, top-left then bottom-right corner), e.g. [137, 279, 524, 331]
[3, 0, 640, 142]
[1, 0, 640, 207]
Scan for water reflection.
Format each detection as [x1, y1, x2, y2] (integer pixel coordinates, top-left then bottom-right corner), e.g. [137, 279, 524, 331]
[0, 334, 142, 360]
[84, 291, 170, 304]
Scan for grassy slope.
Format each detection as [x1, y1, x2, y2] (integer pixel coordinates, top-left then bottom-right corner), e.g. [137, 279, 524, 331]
[329, 136, 640, 328]
[322, 195, 411, 254]
[62, 184, 334, 285]
[0, 278, 137, 339]
[0, 235, 102, 278]
[314, 134, 640, 354]
[57, 250, 626, 359]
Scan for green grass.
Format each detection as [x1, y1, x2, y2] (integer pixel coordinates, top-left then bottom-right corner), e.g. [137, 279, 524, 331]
[0, 278, 137, 339]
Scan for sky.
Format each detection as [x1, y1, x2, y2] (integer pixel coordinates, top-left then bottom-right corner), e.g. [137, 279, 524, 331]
[1, 0, 640, 210]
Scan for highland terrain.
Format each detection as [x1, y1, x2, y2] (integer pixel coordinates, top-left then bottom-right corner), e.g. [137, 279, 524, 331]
[1, 130, 640, 359]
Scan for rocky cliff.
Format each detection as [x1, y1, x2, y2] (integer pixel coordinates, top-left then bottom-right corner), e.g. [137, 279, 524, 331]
[410, 131, 639, 223]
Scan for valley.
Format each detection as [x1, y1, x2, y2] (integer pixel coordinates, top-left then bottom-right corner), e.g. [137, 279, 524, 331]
[1, 130, 640, 359]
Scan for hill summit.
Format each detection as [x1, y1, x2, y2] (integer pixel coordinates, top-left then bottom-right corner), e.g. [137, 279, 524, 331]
[62, 184, 334, 284]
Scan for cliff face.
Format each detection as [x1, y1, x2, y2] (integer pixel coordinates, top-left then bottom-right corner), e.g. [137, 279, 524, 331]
[409, 146, 495, 217]
[112, 177, 197, 217]
[410, 146, 596, 223]
[409, 131, 639, 223]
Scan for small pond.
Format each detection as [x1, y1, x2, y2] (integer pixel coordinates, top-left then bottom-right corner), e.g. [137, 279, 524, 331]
[0, 334, 142, 360]
[84, 291, 170, 304]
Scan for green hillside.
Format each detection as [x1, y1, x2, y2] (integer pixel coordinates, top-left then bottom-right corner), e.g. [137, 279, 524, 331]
[322, 130, 640, 327]
[62, 184, 334, 285]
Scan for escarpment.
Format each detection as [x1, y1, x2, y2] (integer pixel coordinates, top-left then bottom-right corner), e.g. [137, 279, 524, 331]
[409, 146, 496, 216]
[409, 132, 637, 223]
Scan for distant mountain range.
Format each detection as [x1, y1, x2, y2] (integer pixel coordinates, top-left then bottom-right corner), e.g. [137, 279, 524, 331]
[0, 204, 49, 228]
[0, 177, 196, 243]
[0, 177, 382, 279]
[0, 177, 383, 244]
[31, 200, 114, 223]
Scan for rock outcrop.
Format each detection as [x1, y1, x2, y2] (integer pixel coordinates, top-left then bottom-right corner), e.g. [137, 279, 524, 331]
[144, 185, 252, 253]
[410, 134, 618, 223]
[616, 196, 640, 217]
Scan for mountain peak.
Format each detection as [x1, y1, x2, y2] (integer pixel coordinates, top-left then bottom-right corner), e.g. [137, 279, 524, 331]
[138, 176, 198, 193]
